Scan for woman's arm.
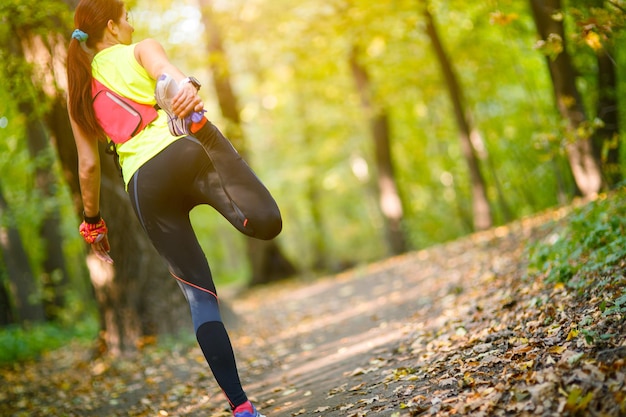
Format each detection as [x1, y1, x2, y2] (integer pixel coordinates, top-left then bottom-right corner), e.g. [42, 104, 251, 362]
[69, 111, 113, 264]
[70, 114, 101, 218]
[134, 38, 204, 118]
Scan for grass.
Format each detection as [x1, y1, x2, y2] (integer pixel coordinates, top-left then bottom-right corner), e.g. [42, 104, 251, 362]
[527, 185, 626, 346]
[527, 186, 626, 287]
[0, 314, 98, 365]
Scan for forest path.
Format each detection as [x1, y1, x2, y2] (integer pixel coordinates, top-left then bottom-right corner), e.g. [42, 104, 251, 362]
[228, 212, 546, 417]
[2, 207, 625, 417]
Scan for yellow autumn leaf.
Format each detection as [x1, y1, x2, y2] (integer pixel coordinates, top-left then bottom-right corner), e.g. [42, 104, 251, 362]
[518, 359, 534, 371]
[565, 386, 594, 412]
[566, 328, 579, 341]
[584, 32, 603, 51]
[548, 345, 567, 354]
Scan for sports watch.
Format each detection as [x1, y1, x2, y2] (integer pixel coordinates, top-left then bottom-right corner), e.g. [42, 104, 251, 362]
[181, 76, 201, 90]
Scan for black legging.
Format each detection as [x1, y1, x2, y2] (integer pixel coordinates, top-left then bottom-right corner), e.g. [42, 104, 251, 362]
[127, 121, 281, 409]
[128, 121, 281, 291]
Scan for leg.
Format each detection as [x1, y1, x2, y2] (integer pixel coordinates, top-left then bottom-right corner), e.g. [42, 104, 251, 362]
[190, 122, 282, 240]
[127, 140, 251, 410]
[155, 74, 280, 240]
[177, 281, 248, 409]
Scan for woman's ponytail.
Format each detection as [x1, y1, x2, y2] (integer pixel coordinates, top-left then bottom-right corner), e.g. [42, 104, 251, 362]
[66, 0, 124, 140]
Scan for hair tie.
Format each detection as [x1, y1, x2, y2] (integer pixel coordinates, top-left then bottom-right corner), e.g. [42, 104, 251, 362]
[72, 29, 89, 42]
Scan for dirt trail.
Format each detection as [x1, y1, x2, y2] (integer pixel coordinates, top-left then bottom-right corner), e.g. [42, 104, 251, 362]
[227, 218, 542, 416]
[3, 208, 625, 417]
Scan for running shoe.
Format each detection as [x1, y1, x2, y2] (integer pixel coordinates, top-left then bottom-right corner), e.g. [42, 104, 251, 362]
[233, 401, 266, 417]
[154, 73, 192, 136]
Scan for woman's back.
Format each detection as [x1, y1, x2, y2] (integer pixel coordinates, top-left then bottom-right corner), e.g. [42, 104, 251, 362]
[91, 42, 181, 186]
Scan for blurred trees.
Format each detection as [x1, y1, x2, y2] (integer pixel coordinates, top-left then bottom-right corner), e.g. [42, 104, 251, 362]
[0, 183, 45, 323]
[0, 0, 73, 325]
[421, 1, 493, 231]
[0, 0, 624, 354]
[531, 0, 603, 198]
[569, 0, 623, 187]
[531, 0, 625, 196]
[350, 45, 409, 254]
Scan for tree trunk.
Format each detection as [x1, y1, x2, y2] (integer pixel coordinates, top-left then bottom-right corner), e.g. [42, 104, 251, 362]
[594, 47, 621, 187]
[294, 81, 328, 272]
[0, 183, 45, 323]
[15, 31, 71, 320]
[0, 275, 14, 325]
[305, 178, 327, 271]
[5, 16, 71, 322]
[422, 4, 493, 231]
[349, 47, 408, 255]
[198, 0, 296, 285]
[529, 0, 603, 198]
[17, 92, 70, 319]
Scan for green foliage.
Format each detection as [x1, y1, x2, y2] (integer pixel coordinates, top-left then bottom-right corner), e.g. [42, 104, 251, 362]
[128, 0, 626, 268]
[0, 0, 70, 31]
[190, 205, 249, 285]
[0, 315, 98, 365]
[0, 0, 73, 118]
[527, 186, 626, 285]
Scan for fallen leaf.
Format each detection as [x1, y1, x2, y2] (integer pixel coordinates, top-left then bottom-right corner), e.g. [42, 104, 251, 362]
[357, 395, 379, 404]
[339, 403, 355, 411]
[548, 345, 567, 354]
[349, 383, 365, 391]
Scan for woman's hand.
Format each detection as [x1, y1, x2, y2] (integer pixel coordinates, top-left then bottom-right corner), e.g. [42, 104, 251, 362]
[171, 82, 204, 119]
[91, 234, 113, 264]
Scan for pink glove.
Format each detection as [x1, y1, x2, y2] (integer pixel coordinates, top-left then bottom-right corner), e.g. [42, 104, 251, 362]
[79, 217, 113, 264]
[79, 218, 108, 244]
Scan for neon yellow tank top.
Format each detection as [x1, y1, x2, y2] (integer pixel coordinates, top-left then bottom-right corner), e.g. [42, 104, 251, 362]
[92, 43, 182, 187]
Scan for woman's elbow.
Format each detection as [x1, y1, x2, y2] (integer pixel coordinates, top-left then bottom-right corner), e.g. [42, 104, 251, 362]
[78, 157, 99, 179]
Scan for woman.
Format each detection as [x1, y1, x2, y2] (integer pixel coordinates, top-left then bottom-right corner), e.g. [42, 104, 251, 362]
[66, 0, 281, 416]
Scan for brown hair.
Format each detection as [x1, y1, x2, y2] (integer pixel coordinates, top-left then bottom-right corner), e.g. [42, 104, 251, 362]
[67, 0, 125, 141]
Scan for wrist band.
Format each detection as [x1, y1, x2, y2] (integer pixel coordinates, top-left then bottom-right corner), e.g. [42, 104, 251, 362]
[83, 211, 102, 224]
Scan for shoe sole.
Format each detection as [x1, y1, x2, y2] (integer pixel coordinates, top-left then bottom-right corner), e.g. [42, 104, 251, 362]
[155, 74, 189, 136]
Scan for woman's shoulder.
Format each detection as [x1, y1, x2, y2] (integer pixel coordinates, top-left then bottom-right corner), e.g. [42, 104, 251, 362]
[134, 38, 163, 53]
[133, 38, 166, 62]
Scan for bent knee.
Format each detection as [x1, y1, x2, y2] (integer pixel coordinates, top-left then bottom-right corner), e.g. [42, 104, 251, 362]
[249, 209, 282, 240]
